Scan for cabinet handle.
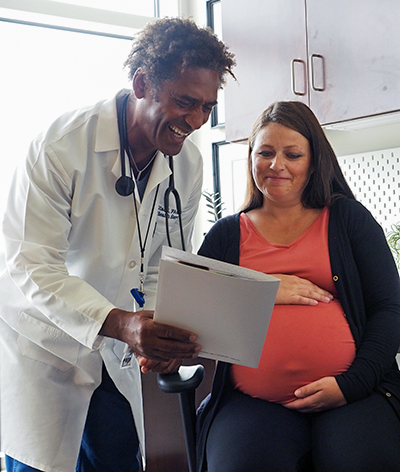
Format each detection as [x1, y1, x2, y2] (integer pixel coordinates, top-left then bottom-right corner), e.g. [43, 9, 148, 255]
[291, 59, 307, 96]
[310, 54, 325, 92]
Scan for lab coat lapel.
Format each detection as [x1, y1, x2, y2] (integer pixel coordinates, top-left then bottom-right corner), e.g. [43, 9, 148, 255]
[134, 153, 170, 251]
[95, 93, 122, 183]
[95, 95, 120, 152]
[144, 152, 171, 197]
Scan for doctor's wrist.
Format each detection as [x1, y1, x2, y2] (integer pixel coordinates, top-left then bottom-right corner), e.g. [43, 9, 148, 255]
[99, 308, 132, 341]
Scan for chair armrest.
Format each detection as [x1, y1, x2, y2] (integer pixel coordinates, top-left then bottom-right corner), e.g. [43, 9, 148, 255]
[157, 364, 205, 394]
[157, 364, 205, 472]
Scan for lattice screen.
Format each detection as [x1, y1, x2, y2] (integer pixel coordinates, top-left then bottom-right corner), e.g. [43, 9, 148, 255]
[338, 147, 400, 235]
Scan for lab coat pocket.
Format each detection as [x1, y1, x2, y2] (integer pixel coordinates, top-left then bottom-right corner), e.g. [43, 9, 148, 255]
[17, 335, 74, 372]
[16, 311, 79, 371]
[152, 211, 179, 249]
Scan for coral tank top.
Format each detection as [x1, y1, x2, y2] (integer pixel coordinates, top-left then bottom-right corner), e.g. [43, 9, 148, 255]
[231, 208, 356, 404]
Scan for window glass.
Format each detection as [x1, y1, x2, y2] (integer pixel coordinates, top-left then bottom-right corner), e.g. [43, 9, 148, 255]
[0, 21, 133, 252]
[212, 1, 222, 39]
[0, 0, 180, 253]
[207, 0, 225, 126]
[159, 0, 179, 17]
[44, 0, 155, 16]
[213, 142, 248, 217]
[43, 0, 178, 17]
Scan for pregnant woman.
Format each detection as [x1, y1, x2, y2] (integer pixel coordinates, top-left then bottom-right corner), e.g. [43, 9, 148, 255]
[196, 101, 400, 472]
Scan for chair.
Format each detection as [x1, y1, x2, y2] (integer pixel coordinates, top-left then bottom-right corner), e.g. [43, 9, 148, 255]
[159, 364, 316, 472]
[157, 365, 205, 472]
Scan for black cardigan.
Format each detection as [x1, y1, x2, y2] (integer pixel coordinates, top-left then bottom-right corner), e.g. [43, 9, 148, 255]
[196, 197, 400, 472]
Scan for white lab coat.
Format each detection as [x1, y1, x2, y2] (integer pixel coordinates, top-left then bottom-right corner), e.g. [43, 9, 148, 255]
[0, 91, 203, 472]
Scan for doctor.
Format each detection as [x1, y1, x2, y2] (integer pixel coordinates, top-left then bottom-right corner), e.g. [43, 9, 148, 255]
[0, 17, 235, 472]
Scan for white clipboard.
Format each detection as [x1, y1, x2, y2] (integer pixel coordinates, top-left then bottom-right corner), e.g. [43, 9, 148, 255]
[153, 246, 280, 368]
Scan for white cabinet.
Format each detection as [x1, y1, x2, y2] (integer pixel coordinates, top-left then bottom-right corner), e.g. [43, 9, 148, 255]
[222, 0, 308, 141]
[307, 0, 400, 126]
[222, 0, 400, 141]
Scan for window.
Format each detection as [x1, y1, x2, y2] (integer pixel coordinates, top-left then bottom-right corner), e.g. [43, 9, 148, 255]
[207, 0, 225, 127]
[0, 22, 133, 246]
[206, 1, 245, 217]
[0, 1, 178, 253]
[45, 0, 156, 16]
[39, 0, 178, 17]
[212, 141, 248, 217]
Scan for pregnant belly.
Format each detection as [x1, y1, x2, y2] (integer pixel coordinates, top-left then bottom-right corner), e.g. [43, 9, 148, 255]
[231, 299, 356, 404]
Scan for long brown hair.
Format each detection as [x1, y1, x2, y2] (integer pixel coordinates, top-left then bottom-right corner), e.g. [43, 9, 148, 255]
[241, 101, 355, 212]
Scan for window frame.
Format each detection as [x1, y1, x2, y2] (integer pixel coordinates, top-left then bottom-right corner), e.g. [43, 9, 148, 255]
[206, 0, 224, 128]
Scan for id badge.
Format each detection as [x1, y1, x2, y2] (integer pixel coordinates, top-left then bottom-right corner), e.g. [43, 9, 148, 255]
[121, 344, 135, 369]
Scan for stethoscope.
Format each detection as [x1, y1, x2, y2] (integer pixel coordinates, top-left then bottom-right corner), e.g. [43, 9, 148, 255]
[114, 92, 186, 252]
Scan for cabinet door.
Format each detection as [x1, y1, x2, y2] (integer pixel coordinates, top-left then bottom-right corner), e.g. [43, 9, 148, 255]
[222, 0, 307, 141]
[307, 0, 400, 125]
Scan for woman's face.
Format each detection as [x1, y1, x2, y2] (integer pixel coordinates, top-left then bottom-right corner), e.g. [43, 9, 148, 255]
[251, 122, 312, 207]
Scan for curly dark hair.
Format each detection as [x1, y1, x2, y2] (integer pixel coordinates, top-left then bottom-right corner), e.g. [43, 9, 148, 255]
[123, 17, 236, 91]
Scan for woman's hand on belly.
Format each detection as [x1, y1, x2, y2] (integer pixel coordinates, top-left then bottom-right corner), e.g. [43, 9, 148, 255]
[272, 274, 333, 306]
[283, 376, 347, 413]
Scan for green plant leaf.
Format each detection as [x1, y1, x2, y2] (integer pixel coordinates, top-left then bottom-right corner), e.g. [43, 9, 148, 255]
[202, 190, 225, 223]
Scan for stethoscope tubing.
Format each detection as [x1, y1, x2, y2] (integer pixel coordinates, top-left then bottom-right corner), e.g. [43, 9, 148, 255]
[116, 91, 185, 251]
[164, 155, 185, 251]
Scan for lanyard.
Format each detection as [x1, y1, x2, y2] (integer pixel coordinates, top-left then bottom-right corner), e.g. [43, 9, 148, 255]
[130, 181, 160, 307]
[119, 92, 160, 308]
[117, 93, 185, 302]
[121, 186, 159, 369]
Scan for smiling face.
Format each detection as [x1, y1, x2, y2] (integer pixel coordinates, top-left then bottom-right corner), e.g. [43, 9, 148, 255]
[251, 122, 313, 208]
[131, 67, 219, 157]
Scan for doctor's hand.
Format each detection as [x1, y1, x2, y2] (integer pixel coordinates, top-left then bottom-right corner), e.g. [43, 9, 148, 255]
[100, 308, 201, 362]
[271, 274, 333, 306]
[283, 377, 347, 413]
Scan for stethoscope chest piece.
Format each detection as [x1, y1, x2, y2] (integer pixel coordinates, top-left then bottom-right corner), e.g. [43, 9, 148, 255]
[115, 174, 134, 197]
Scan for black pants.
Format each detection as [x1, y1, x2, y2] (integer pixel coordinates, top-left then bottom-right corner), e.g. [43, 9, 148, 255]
[76, 364, 141, 472]
[205, 389, 400, 472]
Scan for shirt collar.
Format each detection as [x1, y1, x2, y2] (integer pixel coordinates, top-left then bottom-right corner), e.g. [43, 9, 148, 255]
[95, 90, 124, 153]
[103, 90, 172, 187]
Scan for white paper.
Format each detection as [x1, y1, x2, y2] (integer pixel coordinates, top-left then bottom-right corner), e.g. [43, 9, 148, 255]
[153, 246, 280, 368]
